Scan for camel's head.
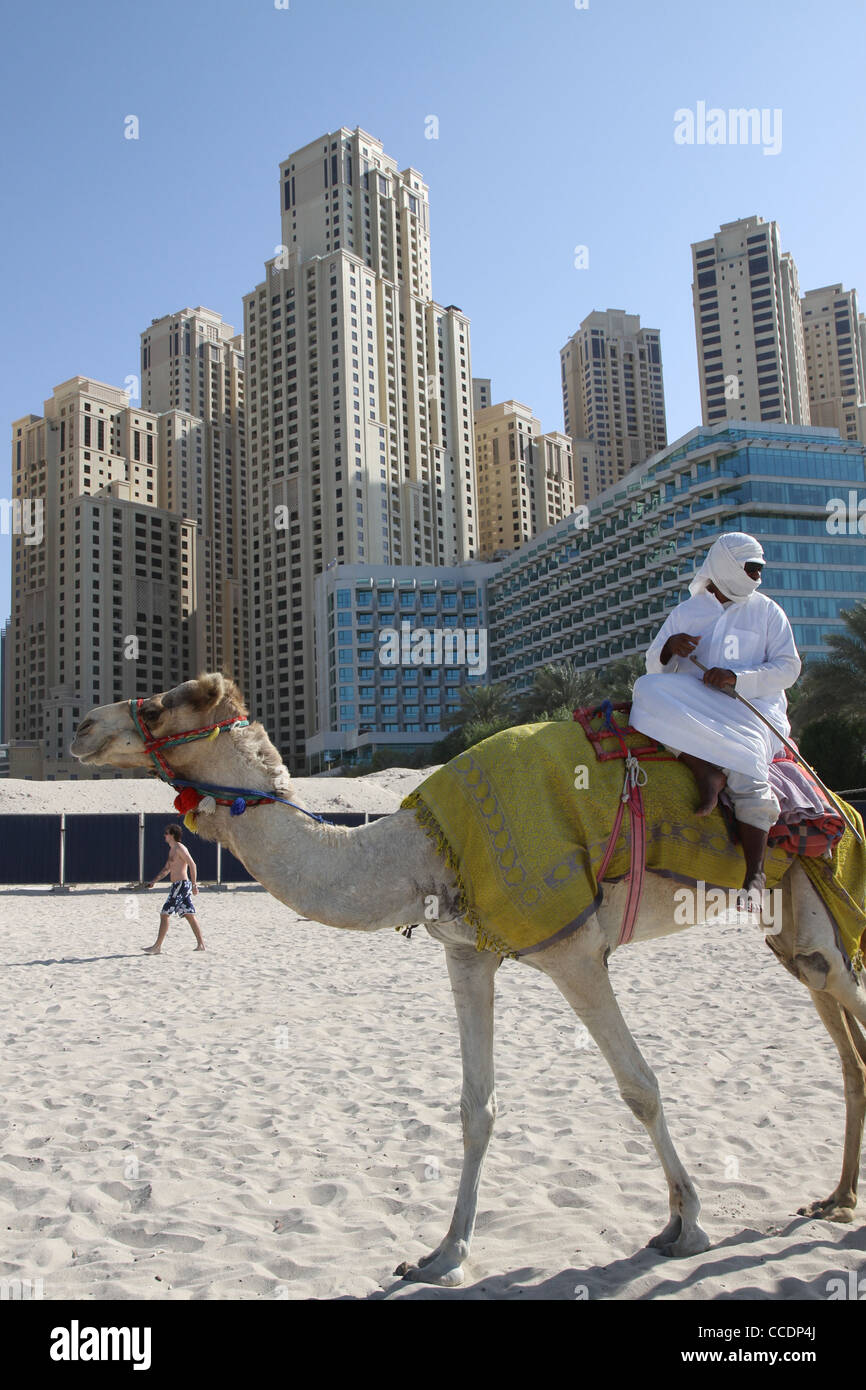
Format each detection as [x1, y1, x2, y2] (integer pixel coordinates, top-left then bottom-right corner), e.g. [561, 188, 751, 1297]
[70, 673, 247, 770]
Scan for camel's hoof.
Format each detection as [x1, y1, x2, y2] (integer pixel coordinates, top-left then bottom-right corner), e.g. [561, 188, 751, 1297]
[648, 1221, 710, 1258]
[798, 1197, 856, 1223]
[394, 1258, 465, 1287]
[646, 1215, 681, 1250]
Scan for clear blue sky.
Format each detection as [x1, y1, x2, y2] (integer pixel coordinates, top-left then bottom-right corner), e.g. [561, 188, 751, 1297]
[2, 0, 864, 625]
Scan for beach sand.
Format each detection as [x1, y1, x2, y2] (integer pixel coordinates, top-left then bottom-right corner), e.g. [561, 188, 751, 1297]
[2, 771, 865, 1300]
[0, 768, 431, 817]
[2, 881, 865, 1299]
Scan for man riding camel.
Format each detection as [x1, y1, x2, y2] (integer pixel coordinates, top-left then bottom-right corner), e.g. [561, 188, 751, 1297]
[629, 531, 801, 911]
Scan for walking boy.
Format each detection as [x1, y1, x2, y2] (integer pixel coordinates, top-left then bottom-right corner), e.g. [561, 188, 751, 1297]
[144, 824, 205, 953]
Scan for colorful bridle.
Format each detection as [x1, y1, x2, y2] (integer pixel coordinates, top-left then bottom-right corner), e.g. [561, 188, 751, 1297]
[127, 697, 326, 826]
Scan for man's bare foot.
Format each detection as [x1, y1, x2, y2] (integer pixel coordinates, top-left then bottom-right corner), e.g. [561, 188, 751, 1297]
[678, 753, 727, 816]
[194, 944, 206, 951]
[735, 887, 763, 915]
[737, 869, 767, 911]
[142, 946, 161, 955]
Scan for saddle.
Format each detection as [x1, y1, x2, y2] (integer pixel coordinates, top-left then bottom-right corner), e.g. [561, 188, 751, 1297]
[402, 717, 864, 964]
[574, 700, 846, 947]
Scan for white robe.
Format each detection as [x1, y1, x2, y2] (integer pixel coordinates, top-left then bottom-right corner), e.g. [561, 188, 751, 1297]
[629, 591, 801, 779]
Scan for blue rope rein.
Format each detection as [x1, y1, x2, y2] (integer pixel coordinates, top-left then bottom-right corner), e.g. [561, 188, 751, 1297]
[128, 698, 334, 827]
[171, 777, 332, 826]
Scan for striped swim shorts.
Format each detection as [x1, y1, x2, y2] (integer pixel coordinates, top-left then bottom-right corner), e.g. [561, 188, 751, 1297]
[161, 879, 196, 916]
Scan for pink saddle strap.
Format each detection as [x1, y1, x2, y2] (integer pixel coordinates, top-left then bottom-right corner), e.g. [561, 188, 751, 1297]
[594, 753, 648, 946]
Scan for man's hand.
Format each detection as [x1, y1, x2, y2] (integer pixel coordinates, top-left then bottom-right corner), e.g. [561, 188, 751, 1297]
[192, 885, 198, 896]
[661, 633, 701, 663]
[702, 666, 737, 690]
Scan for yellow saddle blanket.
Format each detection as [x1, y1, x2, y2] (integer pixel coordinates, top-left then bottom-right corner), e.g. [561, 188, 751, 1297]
[402, 721, 866, 962]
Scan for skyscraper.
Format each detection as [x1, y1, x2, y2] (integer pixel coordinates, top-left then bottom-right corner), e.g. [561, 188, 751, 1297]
[244, 127, 477, 770]
[560, 309, 666, 498]
[474, 400, 574, 557]
[692, 215, 810, 427]
[801, 284, 866, 443]
[141, 307, 248, 691]
[472, 378, 492, 411]
[7, 377, 198, 778]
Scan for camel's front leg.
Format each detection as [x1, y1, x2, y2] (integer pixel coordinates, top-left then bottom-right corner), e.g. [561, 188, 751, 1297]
[541, 941, 709, 1258]
[395, 943, 499, 1286]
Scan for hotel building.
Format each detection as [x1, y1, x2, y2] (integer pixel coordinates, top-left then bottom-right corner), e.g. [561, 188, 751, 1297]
[308, 422, 865, 763]
[308, 562, 494, 770]
[487, 421, 866, 699]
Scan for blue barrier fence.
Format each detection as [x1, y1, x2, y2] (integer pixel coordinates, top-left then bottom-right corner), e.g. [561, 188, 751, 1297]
[0, 815, 62, 885]
[0, 811, 382, 886]
[1, 804, 862, 888]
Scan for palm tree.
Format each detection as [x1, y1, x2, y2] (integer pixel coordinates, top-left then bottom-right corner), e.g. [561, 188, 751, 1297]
[517, 655, 646, 722]
[443, 681, 514, 731]
[433, 709, 516, 763]
[517, 662, 600, 721]
[790, 600, 866, 735]
[601, 654, 645, 700]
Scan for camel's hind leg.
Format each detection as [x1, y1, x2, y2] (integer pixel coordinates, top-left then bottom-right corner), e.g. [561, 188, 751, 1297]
[768, 860, 866, 1220]
[534, 924, 709, 1257]
[796, 991, 866, 1223]
[395, 942, 499, 1287]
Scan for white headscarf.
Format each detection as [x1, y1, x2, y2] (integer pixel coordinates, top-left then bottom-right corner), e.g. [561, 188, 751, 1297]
[688, 532, 765, 604]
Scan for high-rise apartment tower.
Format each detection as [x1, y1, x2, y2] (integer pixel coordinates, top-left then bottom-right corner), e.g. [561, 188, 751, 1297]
[244, 127, 477, 769]
[141, 307, 248, 691]
[801, 284, 866, 443]
[560, 309, 666, 498]
[692, 215, 810, 426]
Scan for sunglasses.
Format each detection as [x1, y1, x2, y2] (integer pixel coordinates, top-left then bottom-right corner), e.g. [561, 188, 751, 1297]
[744, 562, 764, 578]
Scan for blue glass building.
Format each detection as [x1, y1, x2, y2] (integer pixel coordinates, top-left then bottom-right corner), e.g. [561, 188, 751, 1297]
[309, 423, 865, 761]
[488, 422, 866, 697]
[308, 562, 494, 770]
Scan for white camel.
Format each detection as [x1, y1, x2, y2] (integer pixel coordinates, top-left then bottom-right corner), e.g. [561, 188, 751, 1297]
[70, 672, 866, 1287]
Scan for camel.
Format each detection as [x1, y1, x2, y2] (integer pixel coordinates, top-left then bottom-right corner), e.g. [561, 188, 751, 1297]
[70, 672, 866, 1287]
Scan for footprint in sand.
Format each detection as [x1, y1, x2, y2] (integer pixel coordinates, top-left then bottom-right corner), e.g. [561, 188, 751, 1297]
[307, 1182, 344, 1206]
[110, 1225, 204, 1252]
[549, 1187, 589, 1209]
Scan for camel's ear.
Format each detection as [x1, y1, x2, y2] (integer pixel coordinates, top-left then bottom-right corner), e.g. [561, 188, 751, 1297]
[157, 677, 222, 715]
[157, 674, 243, 719]
[188, 673, 228, 713]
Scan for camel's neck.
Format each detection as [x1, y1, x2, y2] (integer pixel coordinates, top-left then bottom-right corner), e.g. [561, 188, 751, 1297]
[163, 732, 428, 931]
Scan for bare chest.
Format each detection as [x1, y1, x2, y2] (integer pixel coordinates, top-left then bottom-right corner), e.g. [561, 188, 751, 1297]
[168, 846, 188, 881]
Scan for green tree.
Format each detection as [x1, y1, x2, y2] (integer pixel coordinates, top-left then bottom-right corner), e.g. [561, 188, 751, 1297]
[444, 681, 514, 730]
[601, 654, 645, 700]
[432, 713, 515, 762]
[791, 600, 866, 734]
[517, 654, 644, 722]
[517, 662, 601, 721]
[798, 717, 866, 793]
[386, 680, 515, 766]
